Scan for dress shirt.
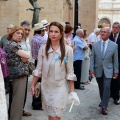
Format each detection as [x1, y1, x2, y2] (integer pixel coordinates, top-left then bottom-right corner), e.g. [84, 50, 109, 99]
[72, 36, 86, 61]
[88, 32, 98, 44]
[101, 39, 109, 55]
[18, 38, 31, 55]
[42, 31, 48, 41]
[31, 34, 47, 60]
[113, 33, 119, 43]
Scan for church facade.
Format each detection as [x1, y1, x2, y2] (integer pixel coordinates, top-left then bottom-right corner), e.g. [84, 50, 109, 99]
[98, 0, 120, 27]
[0, 0, 98, 36]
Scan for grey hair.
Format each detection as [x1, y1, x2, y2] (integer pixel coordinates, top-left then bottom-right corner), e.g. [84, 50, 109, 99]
[94, 28, 100, 33]
[7, 24, 14, 27]
[113, 22, 120, 27]
[76, 29, 84, 35]
[20, 20, 30, 26]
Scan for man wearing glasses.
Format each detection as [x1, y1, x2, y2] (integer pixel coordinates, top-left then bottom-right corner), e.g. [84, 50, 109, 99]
[90, 27, 118, 115]
[109, 22, 120, 105]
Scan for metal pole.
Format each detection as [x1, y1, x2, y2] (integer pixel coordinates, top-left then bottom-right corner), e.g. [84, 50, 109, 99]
[73, 0, 78, 37]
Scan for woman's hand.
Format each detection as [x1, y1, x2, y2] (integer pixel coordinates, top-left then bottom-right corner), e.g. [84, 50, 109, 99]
[69, 80, 74, 92]
[31, 76, 39, 96]
[21, 57, 28, 62]
[70, 88, 74, 92]
[31, 85, 35, 95]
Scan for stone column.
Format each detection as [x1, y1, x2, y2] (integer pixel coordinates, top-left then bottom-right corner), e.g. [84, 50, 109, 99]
[78, 0, 98, 35]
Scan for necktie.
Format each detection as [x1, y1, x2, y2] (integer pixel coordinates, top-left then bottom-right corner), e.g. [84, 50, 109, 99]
[102, 42, 106, 57]
[113, 34, 116, 42]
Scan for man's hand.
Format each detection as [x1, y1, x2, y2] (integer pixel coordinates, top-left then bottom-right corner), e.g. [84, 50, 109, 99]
[72, 41, 76, 51]
[90, 71, 95, 78]
[113, 73, 118, 79]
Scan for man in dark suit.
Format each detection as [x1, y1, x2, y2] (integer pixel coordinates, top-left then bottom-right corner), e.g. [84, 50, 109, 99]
[109, 22, 120, 105]
[90, 27, 118, 115]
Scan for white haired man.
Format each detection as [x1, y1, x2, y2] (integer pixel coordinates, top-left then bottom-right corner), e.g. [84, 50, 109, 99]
[72, 29, 88, 90]
[88, 28, 100, 49]
[90, 27, 118, 115]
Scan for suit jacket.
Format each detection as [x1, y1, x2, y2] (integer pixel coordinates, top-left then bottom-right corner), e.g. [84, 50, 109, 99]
[90, 40, 118, 78]
[33, 45, 76, 81]
[109, 32, 120, 69]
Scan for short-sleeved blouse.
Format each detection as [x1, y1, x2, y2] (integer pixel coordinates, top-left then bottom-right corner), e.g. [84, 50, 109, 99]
[4, 40, 23, 79]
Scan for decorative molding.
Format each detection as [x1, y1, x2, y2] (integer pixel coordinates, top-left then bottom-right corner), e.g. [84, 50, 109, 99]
[67, 0, 73, 9]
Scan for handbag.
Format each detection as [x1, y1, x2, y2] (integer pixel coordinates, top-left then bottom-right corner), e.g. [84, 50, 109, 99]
[9, 61, 35, 79]
[34, 82, 41, 98]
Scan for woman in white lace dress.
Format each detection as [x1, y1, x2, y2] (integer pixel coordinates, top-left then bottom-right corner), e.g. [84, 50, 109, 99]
[31, 22, 76, 120]
[0, 63, 8, 120]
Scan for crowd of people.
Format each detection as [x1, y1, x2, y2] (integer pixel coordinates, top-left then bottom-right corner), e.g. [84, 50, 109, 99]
[0, 20, 120, 120]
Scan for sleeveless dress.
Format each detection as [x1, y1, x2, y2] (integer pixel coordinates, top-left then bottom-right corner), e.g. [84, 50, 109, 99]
[0, 64, 8, 120]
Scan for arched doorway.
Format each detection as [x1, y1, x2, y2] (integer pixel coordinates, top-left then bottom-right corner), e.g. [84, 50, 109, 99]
[98, 18, 111, 28]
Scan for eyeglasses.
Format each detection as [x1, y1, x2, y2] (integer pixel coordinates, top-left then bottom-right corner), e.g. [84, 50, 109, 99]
[100, 31, 109, 34]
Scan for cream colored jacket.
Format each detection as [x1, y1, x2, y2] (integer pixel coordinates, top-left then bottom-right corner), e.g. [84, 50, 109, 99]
[33, 45, 76, 81]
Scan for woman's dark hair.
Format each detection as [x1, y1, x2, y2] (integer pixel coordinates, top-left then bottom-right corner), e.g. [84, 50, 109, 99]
[7, 26, 24, 41]
[45, 22, 65, 63]
[65, 24, 73, 34]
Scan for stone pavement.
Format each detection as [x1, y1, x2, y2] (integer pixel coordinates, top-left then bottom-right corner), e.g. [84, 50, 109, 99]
[6, 77, 120, 120]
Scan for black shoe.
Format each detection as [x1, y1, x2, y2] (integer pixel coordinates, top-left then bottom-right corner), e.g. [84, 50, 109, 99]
[32, 107, 43, 110]
[22, 111, 32, 116]
[99, 102, 101, 107]
[79, 86, 85, 90]
[114, 100, 120, 105]
[101, 108, 108, 115]
[5, 89, 9, 94]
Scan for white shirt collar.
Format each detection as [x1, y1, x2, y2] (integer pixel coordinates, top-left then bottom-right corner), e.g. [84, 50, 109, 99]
[101, 39, 109, 44]
[47, 46, 61, 55]
[113, 32, 119, 38]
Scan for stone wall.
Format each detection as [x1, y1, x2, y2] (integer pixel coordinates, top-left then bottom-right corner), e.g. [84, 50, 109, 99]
[0, 0, 19, 35]
[0, 0, 98, 36]
[78, 0, 98, 35]
[0, 0, 70, 36]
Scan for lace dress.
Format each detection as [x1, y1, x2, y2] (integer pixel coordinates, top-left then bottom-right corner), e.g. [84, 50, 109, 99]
[41, 52, 68, 117]
[33, 45, 76, 117]
[0, 64, 8, 120]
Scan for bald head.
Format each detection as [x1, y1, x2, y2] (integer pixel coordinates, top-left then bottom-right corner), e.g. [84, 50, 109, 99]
[100, 27, 111, 41]
[7, 24, 14, 34]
